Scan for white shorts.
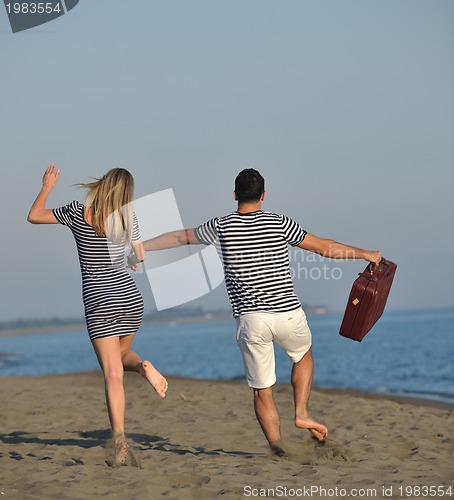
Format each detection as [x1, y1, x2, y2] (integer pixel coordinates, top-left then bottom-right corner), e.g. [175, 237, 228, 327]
[235, 307, 312, 389]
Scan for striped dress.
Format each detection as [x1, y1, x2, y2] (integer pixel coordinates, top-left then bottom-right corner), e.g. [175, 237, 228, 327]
[53, 201, 144, 341]
[195, 210, 307, 317]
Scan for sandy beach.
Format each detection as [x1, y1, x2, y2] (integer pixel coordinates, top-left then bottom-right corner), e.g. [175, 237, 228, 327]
[0, 372, 453, 499]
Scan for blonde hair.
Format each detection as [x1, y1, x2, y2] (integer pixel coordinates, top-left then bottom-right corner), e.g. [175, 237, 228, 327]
[79, 168, 135, 243]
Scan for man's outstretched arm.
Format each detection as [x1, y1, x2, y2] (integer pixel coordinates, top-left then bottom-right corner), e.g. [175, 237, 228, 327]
[142, 228, 202, 251]
[298, 234, 382, 265]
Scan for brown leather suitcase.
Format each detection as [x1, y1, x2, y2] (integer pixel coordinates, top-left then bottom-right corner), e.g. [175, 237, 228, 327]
[340, 258, 397, 341]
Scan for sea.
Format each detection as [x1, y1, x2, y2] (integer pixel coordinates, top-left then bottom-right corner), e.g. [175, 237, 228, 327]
[1, 307, 453, 404]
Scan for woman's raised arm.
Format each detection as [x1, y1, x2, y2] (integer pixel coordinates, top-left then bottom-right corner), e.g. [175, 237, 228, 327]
[27, 165, 60, 224]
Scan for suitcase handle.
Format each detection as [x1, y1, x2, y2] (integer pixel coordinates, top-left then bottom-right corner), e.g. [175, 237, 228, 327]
[361, 258, 395, 281]
[361, 258, 386, 280]
[369, 257, 388, 274]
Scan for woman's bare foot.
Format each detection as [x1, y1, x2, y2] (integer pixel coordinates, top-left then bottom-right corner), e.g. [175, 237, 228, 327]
[141, 360, 169, 398]
[295, 416, 328, 441]
[113, 438, 129, 468]
[270, 442, 287, 458]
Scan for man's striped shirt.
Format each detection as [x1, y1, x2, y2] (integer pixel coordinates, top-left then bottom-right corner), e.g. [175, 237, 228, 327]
[195, 210, 307, 317]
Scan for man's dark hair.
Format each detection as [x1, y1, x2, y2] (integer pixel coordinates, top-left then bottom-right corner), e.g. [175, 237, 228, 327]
[234, 168, 265, 203]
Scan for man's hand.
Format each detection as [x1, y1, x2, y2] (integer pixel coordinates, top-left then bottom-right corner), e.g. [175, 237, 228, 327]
[364, 251, 382, 266]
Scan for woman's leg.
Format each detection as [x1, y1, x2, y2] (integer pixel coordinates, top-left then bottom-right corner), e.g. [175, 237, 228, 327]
[92, 336, 129, 466]
[119, 334, 168, 398]
[92, 335, 168, 466]
[92, 336, 125, 434]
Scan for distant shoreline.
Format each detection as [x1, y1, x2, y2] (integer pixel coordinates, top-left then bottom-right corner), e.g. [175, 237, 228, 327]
[0, 313, 230, 338]
[0, 306, 332, 338]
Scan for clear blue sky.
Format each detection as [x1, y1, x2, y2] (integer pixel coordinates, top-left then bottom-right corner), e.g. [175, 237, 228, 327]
[1, 0, 453, 320]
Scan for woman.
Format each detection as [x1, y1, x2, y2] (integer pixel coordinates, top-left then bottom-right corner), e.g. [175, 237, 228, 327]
[28, 165, 168, 467]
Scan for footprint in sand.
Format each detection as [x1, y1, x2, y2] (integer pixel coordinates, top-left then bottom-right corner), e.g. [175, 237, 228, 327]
[282, 439, 353, 465]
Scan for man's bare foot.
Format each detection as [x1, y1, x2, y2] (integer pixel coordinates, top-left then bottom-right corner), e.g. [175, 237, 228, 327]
[295, 416, 328, 441]
[113, 438, 129, 468]
[141, 360, 168, 398]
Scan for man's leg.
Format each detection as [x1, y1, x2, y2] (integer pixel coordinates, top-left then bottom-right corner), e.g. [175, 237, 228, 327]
[236, 313, 285, 454]
[253, 386, 286, 456]
[291, 348, 328, 441]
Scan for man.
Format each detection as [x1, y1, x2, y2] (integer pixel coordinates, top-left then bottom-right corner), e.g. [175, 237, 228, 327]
[142, 169, 381, 455]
